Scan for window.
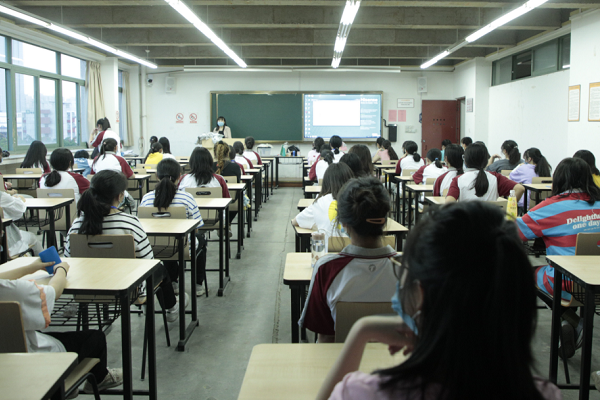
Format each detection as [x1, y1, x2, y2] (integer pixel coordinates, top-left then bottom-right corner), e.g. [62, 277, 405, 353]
[0, 69, 7, 150]
[493, 56, 512, 86]
[0, 36, 6, 64]
[12, 39, 57, 74]
[513, 51, 532, 80]
[118, 70, 125, 142]
[533, 40, 558, 76]
[61, 54, 86, 80]
[79, 84, 88, 143]
[15, 73, 36, 146]
[40, 78, 57, 145]
[561, 35, 571, 69]
[62, 81, 78, 146]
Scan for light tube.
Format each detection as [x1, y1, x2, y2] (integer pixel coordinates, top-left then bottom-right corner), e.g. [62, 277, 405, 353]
[0, 5, 48, 27]
[331, 0, 361, 69]
[165, 0, 246, 68]
[421, 50, 450, 69]
[48, 24, 88, 42]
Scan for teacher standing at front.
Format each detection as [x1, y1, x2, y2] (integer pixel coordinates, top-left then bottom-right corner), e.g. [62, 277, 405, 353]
[213, 116, 231, 138]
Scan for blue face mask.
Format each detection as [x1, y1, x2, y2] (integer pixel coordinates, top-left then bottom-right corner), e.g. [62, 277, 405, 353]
[217, 121, 224, 127]
[391, 281, 420, 335]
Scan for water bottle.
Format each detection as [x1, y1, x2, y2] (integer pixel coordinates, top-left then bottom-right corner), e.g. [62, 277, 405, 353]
[311, 232, 326, 268]
[506, 189, 518, 221]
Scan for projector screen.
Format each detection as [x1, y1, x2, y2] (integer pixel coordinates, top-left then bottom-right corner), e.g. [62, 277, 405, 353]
[303, 93, 382, 141]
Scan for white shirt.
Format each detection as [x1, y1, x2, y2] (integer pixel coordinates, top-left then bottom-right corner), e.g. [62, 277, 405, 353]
[179, 174, 220, 190]
[333, 151, 345, 163]
[307, 149, 319, 166]
[435, 168, 458, 196]
[422, 164, 447, 185]
[447, 168, 516, 202]
[399, 156, 425, 174]
[295, 194, 347, 252]
[39, 171, 89, 204]
[1, 192, 30, 256]
[235, 154, 251, 170]
[101, 129, 122, 153]
[162, 153, 177, 160]
[91, 152, 132, 176]
[315, 159, 330, 182]
[243, 150, 259, 165]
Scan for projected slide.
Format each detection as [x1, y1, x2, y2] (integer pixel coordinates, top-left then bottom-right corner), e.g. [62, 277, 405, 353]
[304, 93, 381, 140]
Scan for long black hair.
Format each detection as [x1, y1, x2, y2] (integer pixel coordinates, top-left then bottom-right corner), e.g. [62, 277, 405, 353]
[426, 148, 443, 169]
[74, 150, 89, 159]
[378, 202, 544, 400]
[149, 142, 162, 154]
[153, 158, 181, 210]
[573, 150, 600, 176]
[445, 144, 464, 176]
[330, 135, 342, 155]
[441, 139, 452, 148]
[77, 170, 128, 235]
[233, 141, 245, 156]
[464, 142, 489, 197]
[189, 147, 214, 186]
[552, 157, 600, 204]
[245, 136, 255, 150]
[461, 137, 472, 147]
[320, 149, 334, 165]
[21, 140, 49, 171]
[376, 136, 384, 148]
[404, 141, 421, 163]
[523, 148, 551, 177]
[158, 137, 171, 154]
[313, 137, 325, 153]
[339, 153, 363, 178]
[92, 138, 118, 168]
[45, 148, 74, 187]
[383, 140, 399, 161]
[319, 163, 354, 199]
[150, 136, 158, 145]
[337, 176, 390, 238]
[502, 140, 520, 165]
[348, 144, 374, 176]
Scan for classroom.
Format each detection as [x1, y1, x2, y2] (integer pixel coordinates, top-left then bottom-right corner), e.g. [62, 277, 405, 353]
[0, 1, 600, 399]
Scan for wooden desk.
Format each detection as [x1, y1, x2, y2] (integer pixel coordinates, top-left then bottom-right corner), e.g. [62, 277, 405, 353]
[283, 252, 312, 343]
[72, 167, 85, 174]
[0, 257, 162, 400]
[405, 184, 434, 229]
[238, 343, 407, 399]
[0, 352, 78, 400]
[424, 196, 507, 206]
[547, 255, 600, 399]
[523, 183, 552, 208]
[246, 169, 262, 221]
[139, 218, 201, 351]
[267, 155, 305, 190]
[297, 198, 314, 211]
[395, 176, 414, 225]
[24, 198, 74, 249]
[304, 185, 321, 199]
[129, 173, 151, 199]
[227, 182, 247, 259]
[195, 198, 233, 296]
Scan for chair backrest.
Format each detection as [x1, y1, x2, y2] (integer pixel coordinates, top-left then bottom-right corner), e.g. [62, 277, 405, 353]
[328, 235, 395, 252]
[15, 168, 42, 190]
[138, 206, 187, 219]
[335, 302, 393, 343]
[68, 234, 136, 258]
[500, 169, 511, 177]
[16, 168, 42, 174]
[0, 175, 5, 192]
[0, 301, 27, 352]
[36, 188, 75, 230]
[185, 187, 222, 223]
[532, 177, 553, 184]
[139, 164, 157, 169]
[222, 176, 239, 206]
[402, 168, 417, 177]
[442, 188, 448, 196]
[381, 160, 398, 166]
[486, 200, 507, 212]
[575, 233, 600, 256]
[425, 177, 436, 185]
[529, 177, 552, 208]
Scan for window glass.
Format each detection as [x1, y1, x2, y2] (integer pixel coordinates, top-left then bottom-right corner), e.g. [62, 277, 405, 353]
[61, 54, 86, 80]
[15, 73, 36, 146]
[0, 69, 7, 150]
[561, 36, 571, 69]
[40, 78, 57, 144]
[493, 56, 512, 86]
[79, 84, 88, 143]
[62, 81, 78, 146]
[12, 39, 56, 74]
[119, 90, 127, 143]
[513, 51, 532, 80]
[0, 36, 6, 63]
[533, 40, 558, 74]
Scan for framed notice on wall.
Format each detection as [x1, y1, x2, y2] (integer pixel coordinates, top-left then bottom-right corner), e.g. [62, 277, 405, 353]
[589, 82, 600, 122]
[568, 85, 581, 122]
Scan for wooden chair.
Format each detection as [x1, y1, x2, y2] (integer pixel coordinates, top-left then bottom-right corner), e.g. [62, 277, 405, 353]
[425, 178, 436, 185]
[36, 188, 75, 250]
[0, 301, 101, 399]
[184, 187, 222, 228]
[402, 168, 417, 177]
[381, 160, 399, 166]
[14, 168, 42, 197]
[529, 177, 553, 209]
[335, 302, 393, 343]
[0, 175, 5, 192]
[328, 235, 395, 253]
[128, 168, 147, 199]
[500, 169, 511, 177]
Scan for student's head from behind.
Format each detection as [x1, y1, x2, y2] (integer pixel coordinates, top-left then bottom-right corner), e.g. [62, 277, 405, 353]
[233, 141, 245, 155]
[339, 153, 363, 177]
[77, 170, 128, 235]
[403, 141, 421, 163]
[337, 176, 390, 240]
[74, 150, 89, 160]
[329, 135, 343, 154]
[376, 136, 384, 149]
[573, 150, 600, 176]
[190, 147, 214, 173]
[524, 147, 551, 177]
[348, 144, 374, 175]
[216, 116, 227, 128]
[44, 148, 74, 188]
[215, 143, 231, 174]
[22, 140, 49, 169]
[552, 157, 600, 202]
[380, 140, 399, 161]
[245, 136, 255, 150]
[444, 144, 464, 173]
[149, 142, 163, 154]
[501, 140, 520, 165]
[426, 148, 443, 169]
[380, 202, 540, 399]
[153, 158, 182, 210]
[320, 148, 334, 165]
[228, 145, 236, 161]
[158, 137, 171, 154]
[441, 139, 452, 150]
[150, 136, 158, 145]
[460, 137, 472, 149]
[464, 142, 490, 197]
[319, 162, 354, 200]
[313, 137, 325, 152]
[98, 117, 111, 131]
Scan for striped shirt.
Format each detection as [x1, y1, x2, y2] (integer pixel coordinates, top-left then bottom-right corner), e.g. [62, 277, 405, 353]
[64, 212, 153, 259]
[139, 190, 204, 226]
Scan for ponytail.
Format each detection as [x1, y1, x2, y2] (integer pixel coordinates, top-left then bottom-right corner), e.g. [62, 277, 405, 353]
[321, 149, 334, 165]
[330, 135, 342, 155]
[427, 148, 443, 169]
[45, 171, 62, 187]
[154, 158, 181, 210]
[404, 141, 421, 162]
[383, 140, 399, 160]
[215, 143, 230, 175]
[45, 148, 74, 187]
[525, 147, 551, 177]
[464, 143, 490, 197]
[77, 170, 127, 235]
[473, 169, 489, 197]
[502, 140, 520, 165]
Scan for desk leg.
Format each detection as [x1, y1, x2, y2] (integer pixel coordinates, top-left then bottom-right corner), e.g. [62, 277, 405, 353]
[217, 209, 230, 296]
[300, 285, 307, 342]
[139, 180, 143, 200]
[407, 190, 413, 230]
[146, 178, 149, 196]
[145, 274, 157, 400]
[295, 231, 300, 252]
[275, 158, 280, 189]
[178, 236, 186, 346]
[237, 190, 243, 259]
[65, 204, 71, 233]
[579, 288, 595, 400]
[290, 285, 300, 343]
[395, 181, 400, 223]
[549, 270, 562, 383]
[401, 182, 407, 226]
[523, 187, 528, 214]
[254, 172, 261, 221]
[265, 165, 269, 202]
[414, 192, 420, 225]
[49, 207, 57, 249]
[120, 292, 133, 400]
[226, 208, 231, 276]
[270, 160, 274, 195]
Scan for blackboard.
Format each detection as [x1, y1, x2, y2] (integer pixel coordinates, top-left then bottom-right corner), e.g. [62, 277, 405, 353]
[210, 92, 303, 141]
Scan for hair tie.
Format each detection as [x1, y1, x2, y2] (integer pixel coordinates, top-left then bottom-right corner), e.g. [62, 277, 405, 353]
[435, 158, 439, 161]
[366, 218, 386, 225]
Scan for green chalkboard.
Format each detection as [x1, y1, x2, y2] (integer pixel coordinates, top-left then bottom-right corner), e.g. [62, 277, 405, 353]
[211, 92, 303, 141]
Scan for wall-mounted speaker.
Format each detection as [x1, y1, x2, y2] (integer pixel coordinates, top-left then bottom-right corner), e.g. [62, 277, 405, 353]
[165, 76, 176, 93]
[417, 77, 428, 93]
[388, 125, 397, 142]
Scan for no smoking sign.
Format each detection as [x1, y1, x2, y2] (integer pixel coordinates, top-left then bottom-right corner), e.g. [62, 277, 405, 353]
[189, 113, 198, 124]
[175, 113, 184, 124]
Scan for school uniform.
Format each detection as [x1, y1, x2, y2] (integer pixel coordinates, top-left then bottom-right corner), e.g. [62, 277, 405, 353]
[433, 168, 458, 196]
[593, 174, 600, 188]
[308, 156, 321, 181]
[0, 192, 42, 256]
[91, 152, 134, 178]
[378, 149, 390, 161]
[446, 168, 517, 201]
[179, 173, 231, 198]
[517, 192, 600, 303]
[20, 161, 51, 174]
[307, 149, 319, 166]
[231, 159, 245, 175]
[486, 158, 524, 173]
[315, 159, 330, 182]
[234, 154, 254, 170]
[39, 170, 90, 204]
[74, 158, 92, 177]
[332, 151, 345, 163]
[212, 162, 242, 183]
[243, 150, 262, 166]
[294, 194, 347, 252]
[162, 153, 177, 161]
[299, 244, 397, 336]
[91, 129, 122, 153]
[144, 152, 163, 166]
[412, 164, 447, 185]
[509, 163, 540, 208]
[395, 156, 425, 175]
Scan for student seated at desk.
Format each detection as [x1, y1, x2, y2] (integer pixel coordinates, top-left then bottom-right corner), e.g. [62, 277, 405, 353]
[446, 143, 524, 203]
[158, 137, 176, 160]
[440, 139, 452, 162]
[317, 202, 560, 400]
[213, 143, 242, 182]
[573, 150, 600, 187]
[243, 136, 262, 166]
[307, 137, 325, 167]
[395, 141, 424, 176]
[313, 149, 335, 183]
[144, 142, 164, 166]
[228, 144, 245, 175]
[140, 159, 208, 297]
[433, 144, 464, 196]
[413, 148, 447, 185]
[371, 140, 398, 164]
[91, 139, 134, 178]
[510, 148, 552, 210]
[0, 190, 43, 257]
[0, 257, 124, 393]
[460, 136, 472, 150]
[299, 176, 397, 343]
[339, 153, 364, 178]
[39, 148, 90, 204]
[486, 140, 524, 173]
[329, 135, 345, 163]
[143, 136, 159, 163]
[20, 140, 51, 174]
[349, 145, 376, 177]
[65, 170, 186, 322]
[292, 163, 354, 252]
[233, 141, 254, 170]
[179, 147, 231, 199]
[309, 145, 331, 182]
[74, 150, 92, 177]
[517, 157, 600, 359]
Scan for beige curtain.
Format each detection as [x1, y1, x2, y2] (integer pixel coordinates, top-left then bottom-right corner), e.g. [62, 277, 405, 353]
[122, 71, 134, 146]
[86, 61, 105, 141]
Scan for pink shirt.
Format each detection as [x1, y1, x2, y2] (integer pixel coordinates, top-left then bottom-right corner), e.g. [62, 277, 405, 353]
[379, 149, 390, 161]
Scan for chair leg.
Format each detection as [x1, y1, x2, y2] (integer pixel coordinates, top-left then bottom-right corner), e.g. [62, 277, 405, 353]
[96, 304, 102, 329]
[558, 325, 571, 384]
[141, 317, 148, 380]
[156, 288, 170, 347]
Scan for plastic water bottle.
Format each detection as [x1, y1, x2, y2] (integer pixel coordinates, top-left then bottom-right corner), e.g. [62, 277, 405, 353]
[311, 232, 326, 268]
[506, 189, 518, 221]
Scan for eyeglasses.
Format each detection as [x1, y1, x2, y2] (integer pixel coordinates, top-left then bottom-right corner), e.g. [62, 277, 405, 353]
[391, 255, 409, 289]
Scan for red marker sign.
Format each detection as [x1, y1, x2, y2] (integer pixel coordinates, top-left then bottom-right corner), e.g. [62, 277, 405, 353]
[190, 113, 198, 124]
[176, 113, 184, 124]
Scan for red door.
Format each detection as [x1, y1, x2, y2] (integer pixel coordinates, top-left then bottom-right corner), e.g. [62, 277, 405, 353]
[421, 100, 459, 154]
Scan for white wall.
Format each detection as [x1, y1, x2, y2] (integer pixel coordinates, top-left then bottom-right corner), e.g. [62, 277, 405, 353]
[487, 70, 570, 169]
[453, 58, 492, 143]
[145, 70, 455, 179]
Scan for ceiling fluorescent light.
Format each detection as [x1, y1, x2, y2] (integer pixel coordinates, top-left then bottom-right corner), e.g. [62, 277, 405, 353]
[331, 0, 361, 69]
[466, 0, 549, 43]
[48, 24, 88, 42]
[421, 50, 450, 69]
[165, 0, 246, 68]
[0, 5, 48, 27]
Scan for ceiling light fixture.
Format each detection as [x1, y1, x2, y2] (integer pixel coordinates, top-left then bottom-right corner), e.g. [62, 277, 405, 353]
[421, 51, 450, 69]
[0, 5, 157, 68]
[331, 0, 361, 69]
[164, 0, 246, 68]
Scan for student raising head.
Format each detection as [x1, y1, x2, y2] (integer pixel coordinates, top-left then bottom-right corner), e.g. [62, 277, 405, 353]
[317, 202, 560, 400]
[460, 136, 472, 150]
[179, 147, 230, 198]
[349, 144, 375, 176]
[233, 141, 254, 170]
[65, 170, 185, 321]
[395, 140, 424, 176]
[39, 148, 90, 204]
[20, 140, 50, 173]
[573, 150, 600, 187]
[329, 135, 345, 162]
[293, 163, 354, 252]
[487, 140, 523, 173]
[339, 153, 364, 178]
[446, 142, 524, 203]
[145, 142, 164, 166]
[307, 137, 325, 166]
[243, 136, 263, 166]
[413, 148, 447, 185]
[140, 158, 208, 297]
[299, 176, 396, 343]
[433, 144, 464, 196]
[91, 138, 134, 179]
[158, 137, 176, 160]
[510, 148, 552, 210]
